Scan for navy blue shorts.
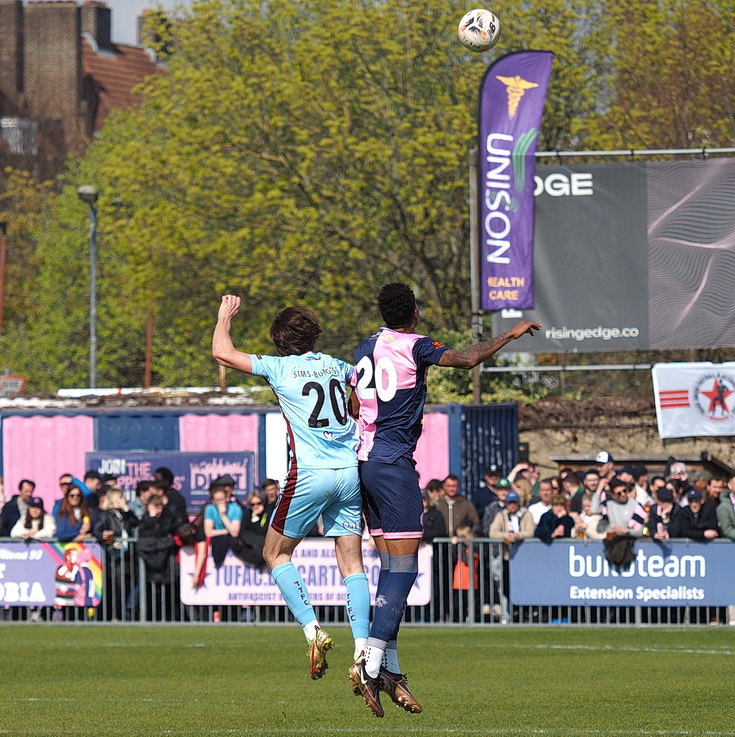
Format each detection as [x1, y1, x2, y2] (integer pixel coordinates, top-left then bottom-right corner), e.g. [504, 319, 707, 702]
[360, 459, 423, 540]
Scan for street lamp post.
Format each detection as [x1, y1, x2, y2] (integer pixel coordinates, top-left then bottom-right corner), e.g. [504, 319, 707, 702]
[77, 185, 99, 388]
[0, 222, 7, 337]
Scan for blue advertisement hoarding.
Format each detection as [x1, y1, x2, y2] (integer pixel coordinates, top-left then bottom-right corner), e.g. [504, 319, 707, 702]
[510, 540, 735, 606]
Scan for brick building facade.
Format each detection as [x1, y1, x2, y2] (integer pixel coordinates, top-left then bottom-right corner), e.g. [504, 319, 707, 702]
[0, 0, 164, 177]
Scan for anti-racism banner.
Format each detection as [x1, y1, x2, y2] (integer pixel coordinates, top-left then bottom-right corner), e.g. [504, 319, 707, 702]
[652, 362, 735, 438]
[510, 540, 735, 606]
[179, 539, 432, 607]
[492, 158, 735, 353]
[86, 451, 256, 513]
[479, 50, 554, 311]
[0, 541, 103, 607]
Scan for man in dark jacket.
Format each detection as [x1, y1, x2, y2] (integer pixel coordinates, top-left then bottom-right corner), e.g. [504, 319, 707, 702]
[0, 479, 36, 534]
[669, 489, 720, 540]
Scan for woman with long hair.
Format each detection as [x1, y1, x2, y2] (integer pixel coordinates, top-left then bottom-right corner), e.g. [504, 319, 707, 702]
[10, 496, 57, 540]
[54, 484, 95, 542]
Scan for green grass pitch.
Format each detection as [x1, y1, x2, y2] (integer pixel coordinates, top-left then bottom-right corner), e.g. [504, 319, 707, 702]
[1, 625, 733, 736]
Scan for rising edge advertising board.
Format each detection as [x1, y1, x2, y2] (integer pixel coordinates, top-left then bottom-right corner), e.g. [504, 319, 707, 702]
[491, 158, 735, 353]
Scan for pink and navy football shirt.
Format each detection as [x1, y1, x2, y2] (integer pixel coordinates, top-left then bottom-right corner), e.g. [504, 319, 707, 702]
[352, 328, 449, 463]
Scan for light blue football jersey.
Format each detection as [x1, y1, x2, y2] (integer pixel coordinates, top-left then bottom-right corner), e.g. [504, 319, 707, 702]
[249, 352, 358, 470]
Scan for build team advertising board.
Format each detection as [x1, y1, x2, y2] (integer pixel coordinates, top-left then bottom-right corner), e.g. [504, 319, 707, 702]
[510, 540, 735, 606]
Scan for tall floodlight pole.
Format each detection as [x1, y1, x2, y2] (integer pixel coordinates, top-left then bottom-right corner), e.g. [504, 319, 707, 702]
[77, 185, 99, 388]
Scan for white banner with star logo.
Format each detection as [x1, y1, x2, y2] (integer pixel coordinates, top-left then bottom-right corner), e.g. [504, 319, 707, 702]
[652, 362, 735, 438]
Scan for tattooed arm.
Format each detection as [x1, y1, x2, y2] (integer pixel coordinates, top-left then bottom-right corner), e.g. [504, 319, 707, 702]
[438, 321, 541, 369]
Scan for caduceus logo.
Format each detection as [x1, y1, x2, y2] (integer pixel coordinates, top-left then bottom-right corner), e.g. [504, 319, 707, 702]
[496, 74, 539, 119]
[692, 372, 735, 423]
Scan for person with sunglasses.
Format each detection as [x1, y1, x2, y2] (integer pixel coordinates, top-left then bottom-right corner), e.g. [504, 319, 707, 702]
[54, 484, 96, 542]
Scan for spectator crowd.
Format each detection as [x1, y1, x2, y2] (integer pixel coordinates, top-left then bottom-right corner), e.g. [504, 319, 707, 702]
[419, 453, 735, 625]
[0, 451, 734, 624]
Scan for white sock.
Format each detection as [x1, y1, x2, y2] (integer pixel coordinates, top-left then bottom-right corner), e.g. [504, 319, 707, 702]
[302, 619, 319, 642]
[364, 643, 385, 678]
[354, 637, 368, 660]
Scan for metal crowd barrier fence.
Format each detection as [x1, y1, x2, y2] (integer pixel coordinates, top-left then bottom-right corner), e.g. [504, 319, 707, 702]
[1, 537, 733, 625]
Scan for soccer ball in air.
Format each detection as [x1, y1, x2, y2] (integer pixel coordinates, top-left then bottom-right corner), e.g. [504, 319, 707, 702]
[458, 8, 501, 52]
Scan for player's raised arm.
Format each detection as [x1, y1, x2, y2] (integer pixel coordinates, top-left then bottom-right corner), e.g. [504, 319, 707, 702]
[212, 295, 253, 374]
[438, 320, 541, 369]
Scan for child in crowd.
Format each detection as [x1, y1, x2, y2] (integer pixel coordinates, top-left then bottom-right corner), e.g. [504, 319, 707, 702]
[535, 495, 576, 543]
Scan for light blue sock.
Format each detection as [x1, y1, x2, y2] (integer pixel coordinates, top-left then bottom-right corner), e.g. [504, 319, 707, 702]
[344, 572, 370, 642]
[272, 562, 315, 628]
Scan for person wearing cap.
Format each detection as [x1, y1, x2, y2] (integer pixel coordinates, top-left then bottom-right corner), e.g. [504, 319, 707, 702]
[488, 488, 534, 540]
[213, 294, 370, 685]
[689, 469, 712, 496]
[489, 490, 534, 624]
[595, 451, 616, 490]
[666, 462, 694, 502]
[0, 479, 36, 534]
[669, 489, 720, 540]
[480, 478, 513, 536]
[489, 488, 534, 540]
[9, 496, 57, 540]
[213, 473, 237, 490]
[470, 465, 503, 518]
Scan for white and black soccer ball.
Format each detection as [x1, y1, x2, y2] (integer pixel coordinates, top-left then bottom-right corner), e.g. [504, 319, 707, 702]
[458, 8, 501, 52]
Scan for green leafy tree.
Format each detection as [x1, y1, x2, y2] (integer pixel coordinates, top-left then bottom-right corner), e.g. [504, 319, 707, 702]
[66, 0, 603, 387]
[8, 0, 732, 393]
[582, 0, 735, 148]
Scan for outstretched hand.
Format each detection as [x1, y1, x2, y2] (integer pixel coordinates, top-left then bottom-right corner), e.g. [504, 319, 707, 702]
[218, 295, 241, 321]
[509, 320, 541, 340]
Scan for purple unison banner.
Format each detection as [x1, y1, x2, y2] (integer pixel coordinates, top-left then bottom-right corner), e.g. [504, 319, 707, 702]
[479, 50, 554, 311]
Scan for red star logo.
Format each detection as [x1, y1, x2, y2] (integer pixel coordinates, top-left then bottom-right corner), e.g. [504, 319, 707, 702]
[699, 378, 733, 414]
